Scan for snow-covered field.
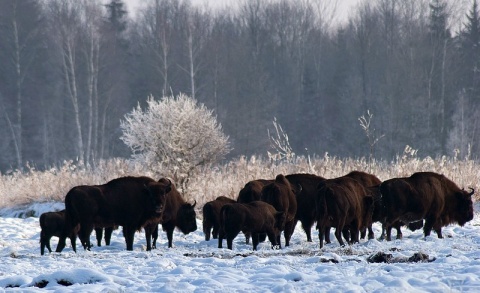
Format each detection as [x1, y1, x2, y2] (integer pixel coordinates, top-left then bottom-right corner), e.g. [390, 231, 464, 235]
[1, 203, 480, 292]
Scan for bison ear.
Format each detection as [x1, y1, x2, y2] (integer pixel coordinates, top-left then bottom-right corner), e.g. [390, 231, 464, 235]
[291, 183, 302, 195]
[363, 195, 374, 206]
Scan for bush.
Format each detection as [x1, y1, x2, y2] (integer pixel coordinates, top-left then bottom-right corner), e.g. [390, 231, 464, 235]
[120, 94, 231, 193]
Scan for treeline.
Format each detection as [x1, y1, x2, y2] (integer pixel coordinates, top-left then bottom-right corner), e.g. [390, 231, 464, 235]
[0, 0, 479, 172]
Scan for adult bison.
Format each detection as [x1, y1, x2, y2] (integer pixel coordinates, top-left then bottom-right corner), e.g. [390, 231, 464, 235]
[56, 176, 170, 252]
[237, 179, 273, 244]
[284, 173, 326, 242]
[261, 174, 297, 247]
[315, 176, 373, 248]
[343, 171, 381, 240]
[148, 178, 198, 248]
[218, 201, 286, 250]
[379, 172, 474, 241]
[202, 196, 236, 241]
[237, 179, 273, 203]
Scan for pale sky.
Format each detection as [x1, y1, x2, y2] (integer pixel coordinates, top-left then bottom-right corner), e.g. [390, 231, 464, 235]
[122, 0, 362, 24]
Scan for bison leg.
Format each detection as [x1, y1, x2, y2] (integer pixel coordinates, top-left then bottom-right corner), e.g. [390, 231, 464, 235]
[284, 220, 296, 247]
[385, 225, 393, 241]
[152, 225, 159, 249]
[163, 223, 175, 248]
[318, 226, 326, 249]
[144, 224, 156, 251]
[301, 219, 313, 242]
[350, 227, 360, 244]
[123, 226, 135, 251]
[395, 224, 403, 240]
[423, 216, 436, 238]
[95, 227, 103, 247]
[212, 223, 219, 239]
[40, 232, 51, 255]
[55, 235, 68, 253]
[334, 227, 345, 247]
[69, 235, 77, 253]
[342, 228, 351, 244]
[104, 227, 114, 246]
[243, 231, 251, 244]
[368, 226, 375, 240]
[218, 236, 223, 249]
[251, 233, 259, 251]
[324, 227, 332, 244]
[227, 237, 234, 250]
[218, 228, 224, 248]
[203, 220, 212, 241]
[434, 227, 443, 239]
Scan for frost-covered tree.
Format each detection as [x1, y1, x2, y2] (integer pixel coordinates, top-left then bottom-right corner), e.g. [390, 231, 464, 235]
[120, 93, 231, 193]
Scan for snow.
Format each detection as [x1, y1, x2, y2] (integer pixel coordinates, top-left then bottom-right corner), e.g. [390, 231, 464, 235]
[1, 202, 480, 292]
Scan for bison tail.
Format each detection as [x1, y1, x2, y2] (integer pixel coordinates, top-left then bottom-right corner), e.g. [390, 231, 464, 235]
[316, 187, 330, 218]
[203, 203, 214, 221]
[64, 189, 82, 236]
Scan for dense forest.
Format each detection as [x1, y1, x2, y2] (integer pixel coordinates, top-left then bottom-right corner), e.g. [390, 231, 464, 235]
[0, 0, 479, 172]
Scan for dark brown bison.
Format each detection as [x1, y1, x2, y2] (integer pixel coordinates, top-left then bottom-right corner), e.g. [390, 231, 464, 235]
[315, 176, 374, 248]
[237, 179, 273, 203]
[148, 178, 198, 248]
[56, 176, 170, 252]
[343, 171, 382, 240]
[202, 196, 236, 241]
[40, 210, 79, 255]
[379, 172, 474, 241]
[40, 210, 115, 255]
[260, 174, 298, 247]
[237, 179, 273, 244]
[284, 173, 326, 242]
[218, 201, 286, 250]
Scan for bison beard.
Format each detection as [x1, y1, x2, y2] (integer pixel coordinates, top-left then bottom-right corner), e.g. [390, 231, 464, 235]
[202, 196, 236, 241]
[56, 176, 170, 252]
[218, 201, 285, 251]
[380, 172, 474, 241]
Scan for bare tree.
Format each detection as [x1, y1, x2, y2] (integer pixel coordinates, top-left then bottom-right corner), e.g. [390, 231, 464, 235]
[47, 0, 85, 163]
[81, 0, 102, 166]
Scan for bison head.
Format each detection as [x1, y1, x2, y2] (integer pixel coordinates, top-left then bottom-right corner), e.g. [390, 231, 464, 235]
[455, 188, 475, 226]
[145, 179, 172, 215]
[177, 201, 197, 234]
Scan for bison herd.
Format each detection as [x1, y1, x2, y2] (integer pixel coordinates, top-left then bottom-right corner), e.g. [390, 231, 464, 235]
[40, 171, 475, 255]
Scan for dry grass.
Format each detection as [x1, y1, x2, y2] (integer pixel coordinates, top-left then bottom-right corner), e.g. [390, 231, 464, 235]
[0, 150, 478, 209]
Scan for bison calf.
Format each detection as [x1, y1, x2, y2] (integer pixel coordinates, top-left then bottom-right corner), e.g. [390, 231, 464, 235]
[40, 210, 115, 255]
[40, 210, 78, 255]
[218, 201, 286, 251]
[202, 196, 236, 241]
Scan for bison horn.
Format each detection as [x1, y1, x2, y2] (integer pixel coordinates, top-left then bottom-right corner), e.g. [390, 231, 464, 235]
[468, 187, 475, 196]
[192, 200, 197, 208]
